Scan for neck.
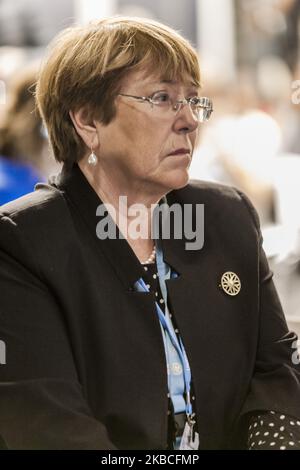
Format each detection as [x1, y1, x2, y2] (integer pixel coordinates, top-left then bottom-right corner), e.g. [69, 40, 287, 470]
[78, 160, 165, 263]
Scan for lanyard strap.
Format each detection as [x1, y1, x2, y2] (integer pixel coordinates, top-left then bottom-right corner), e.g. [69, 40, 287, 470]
[134, 242, 193, 416]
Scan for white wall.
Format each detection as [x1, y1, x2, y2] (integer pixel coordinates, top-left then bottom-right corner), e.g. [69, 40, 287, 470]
[196, 0, 236, 83]
[75, 0, 117, 23]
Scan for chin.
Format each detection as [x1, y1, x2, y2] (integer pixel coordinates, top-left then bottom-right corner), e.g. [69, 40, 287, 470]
[164, 169, 190, 191]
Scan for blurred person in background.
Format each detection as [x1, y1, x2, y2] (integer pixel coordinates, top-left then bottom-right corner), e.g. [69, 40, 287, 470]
[0, 46, 28, 122]
[0, 65, 52, 204]
[277, 0, 300, 73]
[0, 16, 299, 451]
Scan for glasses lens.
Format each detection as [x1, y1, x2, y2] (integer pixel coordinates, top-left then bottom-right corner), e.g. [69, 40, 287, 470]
[148, 91, 173, 117]
[148, 93, 213, 122]
[195, 98, 213, 122]
[197, 107, 212, 122]
[151, 92, 171, 106]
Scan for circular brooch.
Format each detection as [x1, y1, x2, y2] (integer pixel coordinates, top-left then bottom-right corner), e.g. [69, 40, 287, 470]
[220, 271, 241, 296]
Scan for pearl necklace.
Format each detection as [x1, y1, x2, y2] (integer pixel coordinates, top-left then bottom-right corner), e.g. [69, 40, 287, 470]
[141, 245, 156, 265]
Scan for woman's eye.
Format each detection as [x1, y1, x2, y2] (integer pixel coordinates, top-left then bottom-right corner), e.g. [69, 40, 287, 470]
[189, 96, 200, 106]
[151, 92, 170, 103]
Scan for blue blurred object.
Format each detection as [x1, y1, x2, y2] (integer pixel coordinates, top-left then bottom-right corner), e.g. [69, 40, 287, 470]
[0, 155, 43, 205]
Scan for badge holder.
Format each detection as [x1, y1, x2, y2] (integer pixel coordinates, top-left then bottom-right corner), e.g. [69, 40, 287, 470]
[179, 413, 200, 450]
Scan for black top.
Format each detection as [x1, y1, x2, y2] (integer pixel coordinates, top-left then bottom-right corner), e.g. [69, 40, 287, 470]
[0, 163, 299, 449]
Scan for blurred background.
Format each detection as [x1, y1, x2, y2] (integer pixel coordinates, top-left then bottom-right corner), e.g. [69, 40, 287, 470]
[0, 0, 299, 332]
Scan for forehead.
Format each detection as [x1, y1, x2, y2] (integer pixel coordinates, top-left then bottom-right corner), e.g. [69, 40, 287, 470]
[121, 68, 200, 90]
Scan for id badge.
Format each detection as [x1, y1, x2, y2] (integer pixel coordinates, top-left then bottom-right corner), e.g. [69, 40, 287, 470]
[179, 421, 200, 450]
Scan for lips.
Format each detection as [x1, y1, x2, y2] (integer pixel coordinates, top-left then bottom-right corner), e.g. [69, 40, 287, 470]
[167, 148, 190, 156]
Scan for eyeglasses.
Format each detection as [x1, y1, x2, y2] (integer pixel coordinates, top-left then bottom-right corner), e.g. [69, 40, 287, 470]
[118, 91, 213, 123]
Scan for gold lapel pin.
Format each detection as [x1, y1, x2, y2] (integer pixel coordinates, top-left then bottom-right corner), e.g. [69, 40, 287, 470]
[219, 271, 241, 296]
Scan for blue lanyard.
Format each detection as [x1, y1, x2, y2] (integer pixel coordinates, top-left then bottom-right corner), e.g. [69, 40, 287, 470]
[134, 243, 193, 417]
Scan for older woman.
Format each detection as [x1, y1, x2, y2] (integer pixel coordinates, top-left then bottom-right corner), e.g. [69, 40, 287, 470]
[0, 17, 299, 450]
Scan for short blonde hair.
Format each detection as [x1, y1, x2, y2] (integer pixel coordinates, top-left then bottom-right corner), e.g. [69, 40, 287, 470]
[36, 16, 201, 164]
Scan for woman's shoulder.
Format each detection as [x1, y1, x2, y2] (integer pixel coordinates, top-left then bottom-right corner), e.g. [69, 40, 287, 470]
[173, 178, 255, 209]
[0, 183, 66, 222]
[181, 179, 248, 203]
[0, 182, 69, 231]
[0, 183, 73, 274]
[169, 179, 261, 233]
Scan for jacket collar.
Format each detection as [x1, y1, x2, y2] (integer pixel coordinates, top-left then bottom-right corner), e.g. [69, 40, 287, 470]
[52, 163, 204, 289]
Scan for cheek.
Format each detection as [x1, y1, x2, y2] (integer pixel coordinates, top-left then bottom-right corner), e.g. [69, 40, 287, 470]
[114, 106, 194, 170]
[118, 111, 169, 156]
[115, 116, 136, 144]
[118, 121, 149, 158]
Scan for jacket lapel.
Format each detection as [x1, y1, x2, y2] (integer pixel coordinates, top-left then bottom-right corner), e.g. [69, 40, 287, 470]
[54, 164, 146, 290]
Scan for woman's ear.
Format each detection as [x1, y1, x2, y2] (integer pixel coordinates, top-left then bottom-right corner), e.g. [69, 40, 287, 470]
[69, 108, 100, 149]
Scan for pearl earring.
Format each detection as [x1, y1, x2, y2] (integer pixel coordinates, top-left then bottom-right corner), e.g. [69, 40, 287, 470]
[88, 149, 98, 166]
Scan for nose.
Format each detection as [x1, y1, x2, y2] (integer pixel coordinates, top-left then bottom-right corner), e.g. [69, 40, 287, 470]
[173, 101, 199, 134]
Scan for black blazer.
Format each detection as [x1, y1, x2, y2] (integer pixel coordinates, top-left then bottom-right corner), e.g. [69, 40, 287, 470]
[0, 164, 299, 450]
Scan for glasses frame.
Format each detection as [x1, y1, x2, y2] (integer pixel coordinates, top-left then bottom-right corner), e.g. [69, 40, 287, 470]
[118, 92, 213, 122]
